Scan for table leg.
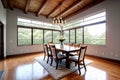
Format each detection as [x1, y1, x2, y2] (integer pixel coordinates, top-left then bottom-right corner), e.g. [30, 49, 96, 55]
[66, 52, 70, 68]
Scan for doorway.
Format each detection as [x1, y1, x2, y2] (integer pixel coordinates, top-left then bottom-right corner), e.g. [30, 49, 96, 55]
[0, 21, 4, 59]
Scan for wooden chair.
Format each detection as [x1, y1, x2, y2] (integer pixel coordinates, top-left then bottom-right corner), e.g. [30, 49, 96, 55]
[69, 43, 81, 56]
[49, 45, 66, 69]
[43, 44, 52, 63]
[69, 46, 87, 74]
[48, 41, 54, 45]
[68, 43, 73, 46]
[73, 43, 80, 47]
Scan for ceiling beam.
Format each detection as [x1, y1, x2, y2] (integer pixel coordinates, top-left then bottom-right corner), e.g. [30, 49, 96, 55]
[1, 0, 8, 8]
[37, 0, 48, 16]
[8, 0, 14, 10]
[1, 0, 14, 10]
[46, 0, 66, 18]
[25, 0, 31, 14]
[56, 0, 82, 17]
[63, 0, 104, 19]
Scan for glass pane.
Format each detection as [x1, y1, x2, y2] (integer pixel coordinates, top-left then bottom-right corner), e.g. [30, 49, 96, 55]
[18, 28, 31, 45]
[84, 23, 106, 45]
[76, 28, 83, 43]
[44, 30, 52, 44]
[64, 30, 69, 43]
[81, 16, 105, 26]
[70, 30, 75, 43]
[84, 12, 106, 21]
[18, 18, 31, 23]
[33, 29, 43, 44]
[17, 18, 58, 29]
[53, 31, 60, 43]
[32, 21, 43, 25]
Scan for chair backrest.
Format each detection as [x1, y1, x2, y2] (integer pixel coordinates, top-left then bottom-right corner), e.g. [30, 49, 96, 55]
[48, 41, 54, 45]
[43, 44, 49, 56]
[68, 43, 73, 46]
[73, 43, 80, 48]
[49, 45, 58, 59]
[78, 46, 87, 61]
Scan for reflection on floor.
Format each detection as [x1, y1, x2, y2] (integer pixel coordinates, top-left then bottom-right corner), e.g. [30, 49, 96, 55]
[16, 62, 49, 80]
[0, 53, 120, 80]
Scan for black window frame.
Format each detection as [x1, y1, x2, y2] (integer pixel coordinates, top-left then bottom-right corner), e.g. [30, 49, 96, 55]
[17, 26, 60, 46]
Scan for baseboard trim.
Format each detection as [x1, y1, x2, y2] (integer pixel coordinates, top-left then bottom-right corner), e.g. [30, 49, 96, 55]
[86, 54, 120, 64]
[6, 51, 44, 58]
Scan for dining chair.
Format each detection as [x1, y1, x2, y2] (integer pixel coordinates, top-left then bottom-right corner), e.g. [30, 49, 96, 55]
[69, 46, 87, 74]
[43, 44, 52, 63]
[49, 45, 66, 69]
[73, 43, 81, 47]
[68, 43, 73, 46]
[48, 41, 54, 45]
[69, 43, 81, 56]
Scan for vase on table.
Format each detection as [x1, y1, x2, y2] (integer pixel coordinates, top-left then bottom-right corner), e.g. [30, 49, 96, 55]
[59, 39, 65, 46]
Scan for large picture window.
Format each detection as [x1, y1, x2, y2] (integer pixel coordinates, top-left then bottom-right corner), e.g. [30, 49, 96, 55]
[17, 27, 60, 46]
[17, 11, 106, 46]
[44, 30, 52, 44]
[84, 23, 106, 45]
[64, 30, 69, 43]
[76, 28, 83, 44]
[63, 11, 106, 45]
[53, 31, 60, 43]
[33, 29, 43, 44]
[70, 30, 75, 43]
[18, 27, 32, 45]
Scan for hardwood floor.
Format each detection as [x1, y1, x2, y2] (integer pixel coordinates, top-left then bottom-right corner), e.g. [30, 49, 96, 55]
[0, 53, 120, 80]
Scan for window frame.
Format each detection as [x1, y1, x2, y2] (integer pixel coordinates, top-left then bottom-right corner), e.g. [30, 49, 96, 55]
[17, 26, 60, 46]
[63, 11, 106, 45]
[17, 27, 32, 46]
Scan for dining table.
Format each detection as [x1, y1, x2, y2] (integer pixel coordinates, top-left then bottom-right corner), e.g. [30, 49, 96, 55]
[55, 44, 80, 69]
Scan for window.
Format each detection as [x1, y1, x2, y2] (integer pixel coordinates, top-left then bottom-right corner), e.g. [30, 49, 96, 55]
[63, 11, 106, 45]
[18, 27, 32, 45]
[70, 30, 75, 43]
[84, 23, 106, 45]
[17, 26, 60, 46]
[17, 17, 61, 46]
[64, 30, 69, 42]
[53, 31, 60, 43]
[17, 17, 60, 30]
[17, 11, 106, 45]
[44, 30, 52, 44]
[33, 29, 43, 44]
[76, 28, 83, 44]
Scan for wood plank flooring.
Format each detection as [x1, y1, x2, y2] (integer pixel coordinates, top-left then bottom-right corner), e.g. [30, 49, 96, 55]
[0, 53, 120, 80]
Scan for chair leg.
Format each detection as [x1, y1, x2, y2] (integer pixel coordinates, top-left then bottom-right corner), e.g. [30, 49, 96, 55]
[75, 62, 77, 66]
[59, 60, 62, 64]
[43, 54, 46, 60]
[50, 58, 53, 66]
[47, 57, 49, 63]
[83, 61, 87, 71]
[78, 64, 81, 74]
[56, 60, 58, 69]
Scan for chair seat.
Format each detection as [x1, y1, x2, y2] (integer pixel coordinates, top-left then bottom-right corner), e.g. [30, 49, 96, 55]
[69, 56, 78, 61]
[53, 53, 66, 59]
[69, 56, 83, 62]
[69, 52, 78, 56]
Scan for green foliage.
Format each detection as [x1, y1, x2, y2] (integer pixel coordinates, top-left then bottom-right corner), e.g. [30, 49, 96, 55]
[84, 27, 105, 45]
[33, 29, 43, 44]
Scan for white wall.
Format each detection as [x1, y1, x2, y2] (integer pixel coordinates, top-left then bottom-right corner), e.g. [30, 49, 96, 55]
[67, 0, 120, 60]
[0, 0, 7, 57]
[6, 9, 52, 56]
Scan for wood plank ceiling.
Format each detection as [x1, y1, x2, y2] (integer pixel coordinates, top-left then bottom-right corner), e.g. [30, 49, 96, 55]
[2, 0, 104, 19]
